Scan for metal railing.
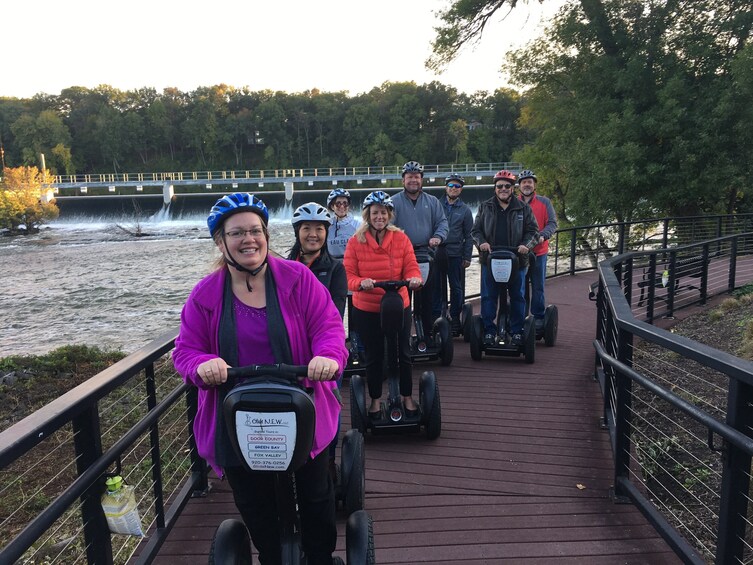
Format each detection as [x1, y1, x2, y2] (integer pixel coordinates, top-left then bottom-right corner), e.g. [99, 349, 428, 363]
[0, 329, 204, 565]
[592, 233, 753, 563]
[51, 162, 523, 188]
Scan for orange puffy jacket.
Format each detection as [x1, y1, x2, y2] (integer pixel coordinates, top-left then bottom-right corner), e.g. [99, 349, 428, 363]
[343, 228, 422, 313]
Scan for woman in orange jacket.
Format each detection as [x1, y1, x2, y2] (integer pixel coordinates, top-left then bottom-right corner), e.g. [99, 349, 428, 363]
[343, 191, 423, 419]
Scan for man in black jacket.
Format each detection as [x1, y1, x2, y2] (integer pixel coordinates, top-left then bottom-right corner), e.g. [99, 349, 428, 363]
[471, 171, 539, 346]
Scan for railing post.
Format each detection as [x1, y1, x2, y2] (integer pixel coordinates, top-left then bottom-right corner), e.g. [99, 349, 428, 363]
[646, 254, 656, 323]
[729, 237, 737, 292]
[700, 243, 709, 304]
[612, 325, 634, 501]
[569, 228, 577, 275]
[145, 364, 166, 529]
[662, 218, 669, 250]
[715, 379, 753, 564]
[553, 231, 560, 275]
[622, 257, 633, 306]
[667, 251, 677, 318]
[72, 406, 113, 565]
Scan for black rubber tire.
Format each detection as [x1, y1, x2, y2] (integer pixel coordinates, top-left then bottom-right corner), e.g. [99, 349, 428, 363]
[435, 317, 454, 366]
[419, 371, 442, 440]
[544, 304, 558, 347]
[461, 303, 473, 343]
[208, 519, 252, 565]
[346, 510, 376, 565]
[349, 375, 367, 434]
[469, 315, 483, 361]
[523, 315, 536, 364]
[341, 429, 365, 515]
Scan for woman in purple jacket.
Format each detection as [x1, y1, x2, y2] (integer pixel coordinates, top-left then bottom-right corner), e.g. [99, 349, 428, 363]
[173, 193, 347, 565]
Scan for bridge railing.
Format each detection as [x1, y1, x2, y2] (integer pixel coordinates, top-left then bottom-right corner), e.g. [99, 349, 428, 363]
[0, 329, 200, 565]
[51, 162, 522, 187]
[592, 233, 753, 564]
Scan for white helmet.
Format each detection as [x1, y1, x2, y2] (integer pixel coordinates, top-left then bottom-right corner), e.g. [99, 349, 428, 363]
[291, 202, 331, 227]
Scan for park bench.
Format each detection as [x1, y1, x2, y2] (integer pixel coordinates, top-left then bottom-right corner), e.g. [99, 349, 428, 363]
[636, 253, 710, 307]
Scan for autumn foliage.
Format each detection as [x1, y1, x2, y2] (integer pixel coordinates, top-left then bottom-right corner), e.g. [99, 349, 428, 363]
[0, 166, 59, 234]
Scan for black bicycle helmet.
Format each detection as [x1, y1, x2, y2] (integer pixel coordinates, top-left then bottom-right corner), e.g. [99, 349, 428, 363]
[445, 173, 465, 186]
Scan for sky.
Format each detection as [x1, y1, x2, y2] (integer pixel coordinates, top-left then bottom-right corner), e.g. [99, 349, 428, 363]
[4, 0, 564, 99]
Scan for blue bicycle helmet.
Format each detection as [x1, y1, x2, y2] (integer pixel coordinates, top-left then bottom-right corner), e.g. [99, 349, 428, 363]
[401, 161, 424, 176]
[518, 169, 537, 182]
[207, 193, 269, 236]
[326, 188, 351, 209]
[445, 173, 465, 186]
[362, 191, 394, 209]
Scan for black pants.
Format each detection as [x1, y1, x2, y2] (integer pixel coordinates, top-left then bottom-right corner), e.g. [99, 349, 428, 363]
[224, 449, 336, 565]
[352, 306, 413, 400]
[413, 264, 436, 338]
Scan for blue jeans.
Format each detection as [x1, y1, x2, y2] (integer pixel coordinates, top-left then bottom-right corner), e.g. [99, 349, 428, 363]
[481, 263, 527, 335]
[432, 256, 465, 320]
[530, 253, 547, 319]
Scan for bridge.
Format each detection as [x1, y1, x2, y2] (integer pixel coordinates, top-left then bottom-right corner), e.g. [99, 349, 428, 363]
[2, 214, 753, 564]
[49, 162, 522, 198]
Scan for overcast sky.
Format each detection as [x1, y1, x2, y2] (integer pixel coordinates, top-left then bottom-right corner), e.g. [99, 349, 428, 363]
[5, 0, 563, 98]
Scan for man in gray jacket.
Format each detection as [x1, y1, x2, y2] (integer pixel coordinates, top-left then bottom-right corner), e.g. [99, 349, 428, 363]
[432, 173, 473, 334]
[392, 161, 449, 346]
[472, 170, 539, 346]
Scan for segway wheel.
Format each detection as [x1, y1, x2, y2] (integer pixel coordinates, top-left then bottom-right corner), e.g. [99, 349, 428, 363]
[341, 429, 365, 515]
[469, 315, 483, 361]
[544, 304, 558, 347]
[461, 303, 473, 343]
[434, 317, 454, 366]
[349, 375, 367, 434]
[346, 510, 376, 565]
[419, 371, 441, 440]
[523, 316, 536, 364]
[208, 519, 252, 565]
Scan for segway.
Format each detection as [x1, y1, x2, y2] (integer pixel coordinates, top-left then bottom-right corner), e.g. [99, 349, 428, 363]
[469, 249, 536, 364]
[524, 253, 559, 347]
[408, 248, 453, 366]
[209, 364, 374, 565]
[349, 281, 441, 440]
[342, 292, 364, 379]
[434, 244, 474, 342]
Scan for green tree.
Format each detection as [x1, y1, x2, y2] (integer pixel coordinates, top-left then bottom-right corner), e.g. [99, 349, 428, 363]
[0, 166, 59, 233]
[430, 0, 753, 222]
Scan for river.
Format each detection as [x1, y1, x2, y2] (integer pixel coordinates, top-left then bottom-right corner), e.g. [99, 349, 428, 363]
[0, 201, 484, 358]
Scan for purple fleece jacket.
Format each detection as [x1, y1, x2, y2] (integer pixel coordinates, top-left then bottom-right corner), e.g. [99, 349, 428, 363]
[172, 256, 347, 477]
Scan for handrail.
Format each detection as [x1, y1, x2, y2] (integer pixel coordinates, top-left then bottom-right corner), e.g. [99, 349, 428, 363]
[592, 231, 753, 563]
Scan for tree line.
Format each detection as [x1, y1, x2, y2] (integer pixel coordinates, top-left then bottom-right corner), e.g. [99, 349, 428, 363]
[0, 82, 521, 179]
[3, 0, 752, 229]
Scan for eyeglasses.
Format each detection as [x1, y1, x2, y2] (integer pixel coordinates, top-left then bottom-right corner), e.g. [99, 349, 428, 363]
[447, 183, 463, 189]
[333, 201, 349, 208]
[495, 183, 514, 190]
[225, 228, 265, 240]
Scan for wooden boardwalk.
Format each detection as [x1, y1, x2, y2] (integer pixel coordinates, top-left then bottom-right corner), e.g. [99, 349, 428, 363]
[152, 272, 682, 564]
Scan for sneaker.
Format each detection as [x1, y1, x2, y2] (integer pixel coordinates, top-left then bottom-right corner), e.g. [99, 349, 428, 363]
[511, 333, 523, 346]
[483, 333, 495, 346]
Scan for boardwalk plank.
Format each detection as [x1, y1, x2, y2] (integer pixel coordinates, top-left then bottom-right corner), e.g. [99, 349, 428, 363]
[148, 273, 684, 564]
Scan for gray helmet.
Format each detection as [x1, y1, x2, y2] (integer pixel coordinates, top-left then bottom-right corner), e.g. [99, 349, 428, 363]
[401, 161, 424, 176]
[445, 173, 465, 186]
[518, 169, 537, 182]
[326, 188, 351, 209]
[291, 202, 331, 227]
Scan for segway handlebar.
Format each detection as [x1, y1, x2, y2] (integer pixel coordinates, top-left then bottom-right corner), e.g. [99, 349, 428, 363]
[372, 280, 410, 291]
[227, 363, 309, 379]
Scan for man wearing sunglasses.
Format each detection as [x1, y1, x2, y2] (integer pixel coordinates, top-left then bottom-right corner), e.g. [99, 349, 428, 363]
[432, 174, 474, 334]
[472, 170, 539, 346]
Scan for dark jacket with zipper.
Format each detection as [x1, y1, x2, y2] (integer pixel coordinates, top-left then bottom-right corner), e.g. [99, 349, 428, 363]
[472, 195, 539, 268]
[308, 252, 347, 319]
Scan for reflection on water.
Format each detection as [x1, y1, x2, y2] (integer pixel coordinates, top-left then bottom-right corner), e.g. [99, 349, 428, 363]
[0, 209, 483, 358]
